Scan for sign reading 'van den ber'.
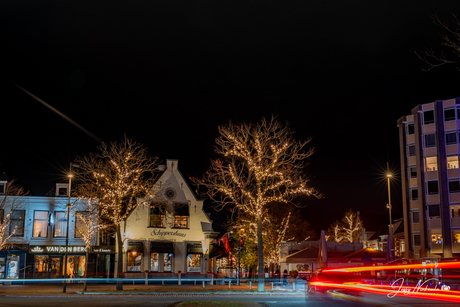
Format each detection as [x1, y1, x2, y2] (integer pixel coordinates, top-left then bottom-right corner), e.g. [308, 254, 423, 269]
[150, 229, 186, 237]
[30, 245, 87, 254]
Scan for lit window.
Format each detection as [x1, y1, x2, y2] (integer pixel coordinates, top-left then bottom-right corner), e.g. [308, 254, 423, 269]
[447, 156, 459, 169]
[426, 157, 437, 171]
[54, 212, 67, 237]
[445, 109, 456, 121]
[424, 110, 435, 124]
[453, 230, 460, 244]
[174, 204, 189, 229]
[187, 254, 201, 272]
[150, 253, 159, 272]
[33, 211, 48, 238]
[127, 242, 143, 272]
[431, 229, 442, 244]
[427, 181, 439, 195]
[425, 134, 436, 148]
[446, 132, 457, 145]
[451, 205, 460, 218]
[449, 181, 460, 193]
[164, 253, 173, 272]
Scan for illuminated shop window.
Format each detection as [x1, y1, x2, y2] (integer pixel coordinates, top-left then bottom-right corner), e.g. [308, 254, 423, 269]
[426, 157, 437, 171]
[127, 242, 143, 272]
[164, 253, 172, 272]
[451, 205, 460, 218]
[187, 254, 202, 273]
[447, 156, 459, 169]
[150, 253, 159, 272]
[33, 211, 48, 238]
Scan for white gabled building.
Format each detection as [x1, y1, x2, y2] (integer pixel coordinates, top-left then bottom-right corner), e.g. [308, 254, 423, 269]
[121, 159, 219, 275]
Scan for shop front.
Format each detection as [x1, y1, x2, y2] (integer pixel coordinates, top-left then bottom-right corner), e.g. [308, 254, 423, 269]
[0, 244, 28, 279]
[28, 245, 114, 279]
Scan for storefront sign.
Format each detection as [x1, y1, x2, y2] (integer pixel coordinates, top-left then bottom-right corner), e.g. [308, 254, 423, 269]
[29, 245, 87, 254]
[91, 246, 115, 254]
[2, 244, 29, 251]
[150, 229, 186, 237]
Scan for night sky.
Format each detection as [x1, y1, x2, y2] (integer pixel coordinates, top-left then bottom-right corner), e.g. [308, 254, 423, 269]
[2, 1, 460, 235]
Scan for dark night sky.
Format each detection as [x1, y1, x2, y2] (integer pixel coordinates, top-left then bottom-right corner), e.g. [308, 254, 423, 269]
[2, 1, 460, 235]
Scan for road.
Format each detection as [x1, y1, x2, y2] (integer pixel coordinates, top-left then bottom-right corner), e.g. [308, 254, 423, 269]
[0, 293, 367, 307]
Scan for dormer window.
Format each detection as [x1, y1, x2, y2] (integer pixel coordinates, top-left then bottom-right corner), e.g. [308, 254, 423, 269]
[174, 204, 189, 229]
[56, 183, 69, 197]
[0, 182, 5, 194]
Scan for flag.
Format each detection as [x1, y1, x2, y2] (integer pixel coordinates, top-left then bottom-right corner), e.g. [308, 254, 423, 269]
[217, 232, 230, 254]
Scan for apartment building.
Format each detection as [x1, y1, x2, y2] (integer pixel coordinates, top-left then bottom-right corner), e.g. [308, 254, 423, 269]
[398, 97, 460, 259]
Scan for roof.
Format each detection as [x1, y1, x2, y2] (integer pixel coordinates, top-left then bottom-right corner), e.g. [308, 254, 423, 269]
[281, 246, 347, 263]
[344, 247, 387, 259]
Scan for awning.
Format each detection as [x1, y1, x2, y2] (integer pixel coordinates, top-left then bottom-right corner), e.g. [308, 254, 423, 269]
[151, 242, 174, 253]
[187, 243, 203, 254]
[208, 244, 227, 259]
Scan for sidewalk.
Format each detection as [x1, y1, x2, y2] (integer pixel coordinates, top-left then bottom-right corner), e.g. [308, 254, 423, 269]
[0, 282, 305, 296]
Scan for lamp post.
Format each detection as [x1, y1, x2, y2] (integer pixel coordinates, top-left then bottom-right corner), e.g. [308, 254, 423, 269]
[63, 172, 73, 293]
[386, 164, 393, 235]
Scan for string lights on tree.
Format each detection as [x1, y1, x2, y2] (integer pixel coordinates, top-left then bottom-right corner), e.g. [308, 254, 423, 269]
[326, 209, 363, 244]
[196, 116, 321, 291]
[74, 136, 159, 290]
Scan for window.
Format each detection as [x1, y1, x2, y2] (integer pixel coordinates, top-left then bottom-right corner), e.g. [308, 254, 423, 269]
[447, 156, 459, 169]
[449, 181, 460, 193]
[9, 210, 25, 237]
[164, 253, 173, 272]
[431, 229, 442, 244]
[57, 187, 68, 196]
[451, 205, 460, 218]
[150, 207, 164, 228]
[127, 242, 143, 272]
[408, 124, 415, 135]
[412, 211, 420, 223]
[453, 230, 460, 244]
[426, 157, 437, 171]
[429, 204, 440, 218]
[174, 204, 189, 229]
[414, 234, 421, 246]
[150, 253, 159, 272]
[54, 212, 67, 237]
[411, 189, 418, 201]
[425, 134, 436, 148]
[0, 183, 4, 194]
[424, 110, 435, 124]
[446, 132, 457, 145]
[445, 109, 456, 121]
[187, 254, 201, 272]
[410, 167, 417, 178]
[427, 181, 439, 195]
[33, 211, 48, 238]
[408, 145, 416, 157]
[75, 211, 89, 238]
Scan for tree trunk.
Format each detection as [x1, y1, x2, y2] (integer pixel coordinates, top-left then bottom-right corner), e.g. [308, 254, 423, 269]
[116, 224, 124, 290]
[83, 249, 89, 291]
[257, 215, 265, 291]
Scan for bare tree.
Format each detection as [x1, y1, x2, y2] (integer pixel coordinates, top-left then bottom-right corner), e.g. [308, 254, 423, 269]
[326, 209, 363, 243]
[74, 136, 158, 290]
[196, 116, 321, 291]
[0, 180, 28, 251]
[416, 14, 460, 71]
[73, 185, 107, 291]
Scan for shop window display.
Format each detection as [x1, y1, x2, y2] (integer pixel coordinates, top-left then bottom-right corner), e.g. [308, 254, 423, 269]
[164, 253, 172, 272]
[0, 257, 5, 279]
[7, 255, 20, 278]
[150, 253, 159, 272]
[128, 251, 142, 272]
[63, 256, 85, 278]
[187, 254, 201, 272]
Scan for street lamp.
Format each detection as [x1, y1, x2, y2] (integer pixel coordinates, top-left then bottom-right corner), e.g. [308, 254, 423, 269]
[386, 170, 393, 235]
[63, 172, 73, 293]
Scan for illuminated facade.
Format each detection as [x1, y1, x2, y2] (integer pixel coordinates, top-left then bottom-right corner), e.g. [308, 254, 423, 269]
[398, 97, 460, 259]
[121, 159, 219, 275]
[0, 182, 114, 279]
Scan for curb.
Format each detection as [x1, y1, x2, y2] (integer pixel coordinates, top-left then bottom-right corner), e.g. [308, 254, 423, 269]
[326, 289, 410, 307]
[75, 291, 305, 295]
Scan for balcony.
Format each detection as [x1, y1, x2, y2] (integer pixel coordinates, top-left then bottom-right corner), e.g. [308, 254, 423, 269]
[453, 243, 460, 254]
[431, 242, 443, 254]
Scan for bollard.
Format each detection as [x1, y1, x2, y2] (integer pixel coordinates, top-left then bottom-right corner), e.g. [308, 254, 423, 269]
[271, 282, 273, 290]
[162, 280, 164, 286]
[178, 272, 181, 285]
[293, 280, 296, 291]
[229, 280, 231, 289]
[145, 272, 148, 285]
[194, 280, 196, 285]
[202, 281, 205, 288]
[250, 281, 252, 290]
[133, 279, 135, 285]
